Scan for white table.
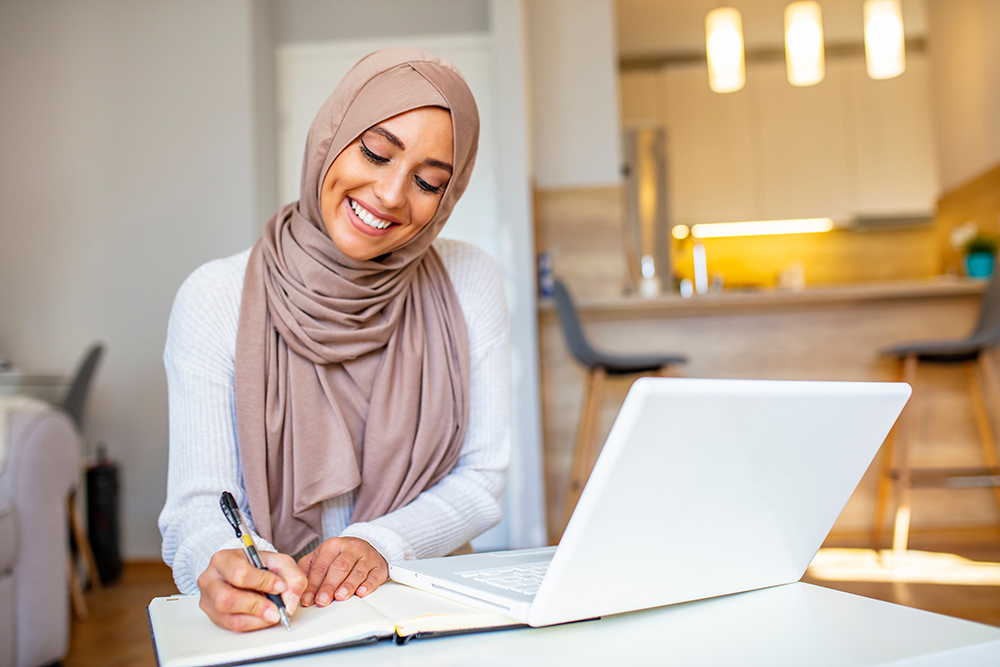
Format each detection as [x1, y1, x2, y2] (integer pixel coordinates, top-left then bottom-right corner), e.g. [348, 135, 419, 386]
[271, 582, 1000, 666]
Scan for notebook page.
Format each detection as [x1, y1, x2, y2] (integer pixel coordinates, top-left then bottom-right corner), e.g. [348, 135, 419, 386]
[148, 594, 394, 667]
[363, 582, 520, 637]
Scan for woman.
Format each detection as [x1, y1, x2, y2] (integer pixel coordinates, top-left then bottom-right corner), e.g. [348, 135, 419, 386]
[159, 48, 510, 632]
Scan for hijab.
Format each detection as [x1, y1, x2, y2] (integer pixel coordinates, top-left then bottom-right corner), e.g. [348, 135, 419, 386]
[234, 48, 479, 556]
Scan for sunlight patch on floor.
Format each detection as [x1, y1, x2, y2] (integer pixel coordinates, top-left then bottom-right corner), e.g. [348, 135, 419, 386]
[807, 548, 1000, 585]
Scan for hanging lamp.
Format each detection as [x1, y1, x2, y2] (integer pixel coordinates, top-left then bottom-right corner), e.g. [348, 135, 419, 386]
[864, 0, 906, 79]
[705, 7, 746, 93]
[784, 1, 825, 86]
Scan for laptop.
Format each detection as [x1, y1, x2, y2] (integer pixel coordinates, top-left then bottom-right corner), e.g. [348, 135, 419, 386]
[389, 377, 910, 627]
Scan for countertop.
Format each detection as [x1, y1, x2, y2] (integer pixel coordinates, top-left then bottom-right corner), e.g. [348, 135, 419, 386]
[538, 276, 987, 320]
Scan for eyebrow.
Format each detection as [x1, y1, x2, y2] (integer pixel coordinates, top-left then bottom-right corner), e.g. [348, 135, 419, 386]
[368, 126, 454, 174]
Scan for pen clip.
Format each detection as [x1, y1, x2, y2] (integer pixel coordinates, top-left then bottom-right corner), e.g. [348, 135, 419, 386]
[219, 491, 243, 539]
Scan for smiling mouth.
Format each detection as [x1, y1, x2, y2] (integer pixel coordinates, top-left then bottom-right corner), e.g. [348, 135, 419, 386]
[350, 198, 395, 230]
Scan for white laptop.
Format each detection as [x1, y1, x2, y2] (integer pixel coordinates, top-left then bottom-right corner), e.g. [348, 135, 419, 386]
[389, 377, 910, 627]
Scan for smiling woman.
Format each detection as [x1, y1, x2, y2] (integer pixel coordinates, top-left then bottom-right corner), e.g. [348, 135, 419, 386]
[322, 106, 454, 260]
[158, 48, 510, 634]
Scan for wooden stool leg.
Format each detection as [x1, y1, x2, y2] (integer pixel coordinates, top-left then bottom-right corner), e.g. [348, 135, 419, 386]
[68, 490, 102, 590]
[892, 354, 918, 558]
[973, 353, 1000, 513]
[872, 421, 898, 548]
[66, 494, 89, 621]
[560, 366, 606, 542]
[875, 357, 906, 547]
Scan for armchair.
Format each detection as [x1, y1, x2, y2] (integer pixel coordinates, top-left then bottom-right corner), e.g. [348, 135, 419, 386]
[0, 405, 80, 667]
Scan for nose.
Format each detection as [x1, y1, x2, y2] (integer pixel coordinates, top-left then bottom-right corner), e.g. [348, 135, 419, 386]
[373, 165, 407, 213]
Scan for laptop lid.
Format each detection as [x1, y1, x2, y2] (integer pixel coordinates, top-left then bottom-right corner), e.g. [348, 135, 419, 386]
[526, 377, 909, 627]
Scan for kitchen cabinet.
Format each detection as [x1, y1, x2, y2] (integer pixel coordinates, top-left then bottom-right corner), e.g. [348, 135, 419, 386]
[621, 52, 939, 227]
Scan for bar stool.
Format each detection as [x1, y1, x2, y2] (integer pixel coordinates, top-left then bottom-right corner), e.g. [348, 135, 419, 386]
[552, 279, 687, 543]
[876, 271, 1000, 557]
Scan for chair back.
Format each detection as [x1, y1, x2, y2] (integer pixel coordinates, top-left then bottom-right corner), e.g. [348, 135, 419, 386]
[553, 280, 600, 368]
[61, 344, 104, 433]
[970, 262, 1000, 344]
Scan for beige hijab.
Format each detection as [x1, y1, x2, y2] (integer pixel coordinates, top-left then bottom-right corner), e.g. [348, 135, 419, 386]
[235, 48, 479, 556]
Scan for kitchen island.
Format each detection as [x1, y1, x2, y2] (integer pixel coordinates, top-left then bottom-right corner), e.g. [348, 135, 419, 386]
[538, 276, 998, 545]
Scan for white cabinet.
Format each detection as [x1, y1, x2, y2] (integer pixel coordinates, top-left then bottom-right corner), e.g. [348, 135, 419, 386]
[621, 53, 940, 226]
[752, 60, 854, 222]
[661, 63, 757, 226]
[846, 54, 939, 217]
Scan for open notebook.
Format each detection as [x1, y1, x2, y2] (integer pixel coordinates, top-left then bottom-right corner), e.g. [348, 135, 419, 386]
[146, 582, 524, 667]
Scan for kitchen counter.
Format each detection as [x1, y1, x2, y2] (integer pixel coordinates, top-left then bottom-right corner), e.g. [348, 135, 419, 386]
[538, 275, 995, 544]
[538, 276, 987, 320]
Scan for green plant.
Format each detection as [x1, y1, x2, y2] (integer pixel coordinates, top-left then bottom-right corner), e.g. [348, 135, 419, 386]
[964, 233, 999, 255]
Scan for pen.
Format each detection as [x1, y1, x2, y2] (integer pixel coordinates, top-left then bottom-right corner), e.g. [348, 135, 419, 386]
[219, 491, 292, 631]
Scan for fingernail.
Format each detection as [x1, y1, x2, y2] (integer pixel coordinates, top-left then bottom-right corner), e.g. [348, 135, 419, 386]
[301, 592, 314, 606]
[357, 586, 367, 596]
[264, 607, 279, 623]
[273, 580, 286, 593]
[336, 587, 348, 600]
[317, 592, 331, 606]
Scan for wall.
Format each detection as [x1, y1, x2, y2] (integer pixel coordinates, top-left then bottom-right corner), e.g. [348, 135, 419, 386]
[926, 0, 1000, 192]
[273, 0, 489, 44]
[0, 0, 258, 558]
[526, 0, 623, 188]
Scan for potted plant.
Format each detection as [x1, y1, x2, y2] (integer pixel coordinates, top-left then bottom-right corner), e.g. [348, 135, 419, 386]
[963, 233, 999, 279]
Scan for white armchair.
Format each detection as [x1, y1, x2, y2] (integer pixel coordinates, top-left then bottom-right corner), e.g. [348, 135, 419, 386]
[0, 406, 80, 667]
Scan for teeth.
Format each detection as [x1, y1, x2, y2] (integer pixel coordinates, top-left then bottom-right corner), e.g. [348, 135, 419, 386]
[351, 199, 392, 229]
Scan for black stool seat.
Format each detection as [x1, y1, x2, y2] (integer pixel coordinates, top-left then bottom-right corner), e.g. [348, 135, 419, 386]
[553, 280, 688, 372]
[884, 337, 991, 363]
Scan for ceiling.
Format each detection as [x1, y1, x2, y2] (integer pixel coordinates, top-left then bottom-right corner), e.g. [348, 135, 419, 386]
[615, 0, 927, 58]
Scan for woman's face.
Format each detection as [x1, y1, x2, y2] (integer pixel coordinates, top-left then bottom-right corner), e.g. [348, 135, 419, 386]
[320, 106, 454, 261]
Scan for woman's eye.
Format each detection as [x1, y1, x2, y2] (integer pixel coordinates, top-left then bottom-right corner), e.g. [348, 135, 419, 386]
[415, 176, 444, 195]
[359, 140, 389, 165]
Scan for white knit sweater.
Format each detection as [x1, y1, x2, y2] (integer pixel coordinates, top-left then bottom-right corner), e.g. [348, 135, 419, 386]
[159, 239, 511, 595]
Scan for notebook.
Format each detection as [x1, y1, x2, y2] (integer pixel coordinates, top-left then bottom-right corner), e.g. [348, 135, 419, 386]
[146, 581, 523, 667]
[389, 377, 911, 627]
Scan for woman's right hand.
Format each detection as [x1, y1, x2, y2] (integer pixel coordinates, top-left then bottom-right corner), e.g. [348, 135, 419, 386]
[197, 549, 308, 632]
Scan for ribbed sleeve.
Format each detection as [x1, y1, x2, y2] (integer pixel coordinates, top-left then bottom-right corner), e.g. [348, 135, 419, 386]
[158, 240, 511, 593]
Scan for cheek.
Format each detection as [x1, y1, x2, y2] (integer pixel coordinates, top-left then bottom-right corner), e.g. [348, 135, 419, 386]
[411, 199, 441, 231]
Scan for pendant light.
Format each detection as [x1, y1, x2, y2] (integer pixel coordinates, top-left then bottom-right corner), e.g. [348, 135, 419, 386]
[705, 7, 746, 93]
[784, 1, 825, 86]
[864, 0, 906, 79]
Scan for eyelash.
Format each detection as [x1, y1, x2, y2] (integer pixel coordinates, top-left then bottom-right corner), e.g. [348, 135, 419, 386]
[359, 139, 445, 195]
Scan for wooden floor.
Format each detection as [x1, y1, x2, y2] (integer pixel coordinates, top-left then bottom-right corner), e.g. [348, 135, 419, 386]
[66, 544, 1000, 667]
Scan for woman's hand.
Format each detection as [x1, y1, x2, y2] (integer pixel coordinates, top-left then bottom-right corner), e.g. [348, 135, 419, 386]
[197, 549, 307, 632]
[297, 537, 389, 607]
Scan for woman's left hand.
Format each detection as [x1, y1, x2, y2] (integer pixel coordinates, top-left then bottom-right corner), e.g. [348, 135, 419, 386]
[297, 537, 389, 607]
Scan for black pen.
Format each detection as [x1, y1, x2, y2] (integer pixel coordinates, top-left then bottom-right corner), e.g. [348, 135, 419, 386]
[219, 491, 292, 631]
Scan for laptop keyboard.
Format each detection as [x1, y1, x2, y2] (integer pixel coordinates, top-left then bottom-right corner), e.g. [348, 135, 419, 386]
[456, 562, 549, 595]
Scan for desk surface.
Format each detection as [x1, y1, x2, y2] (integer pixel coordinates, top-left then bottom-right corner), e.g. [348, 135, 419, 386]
[268, 583, 1000, 666]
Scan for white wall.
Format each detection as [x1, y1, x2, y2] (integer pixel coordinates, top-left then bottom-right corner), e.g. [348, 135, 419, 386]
[0, 0, 258, 558]
[926, 0, 1000, 191]
[527, 0, 623, 188]
[273, 0, 489, 43]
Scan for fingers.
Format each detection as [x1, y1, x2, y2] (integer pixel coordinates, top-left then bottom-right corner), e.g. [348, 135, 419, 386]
[197, 548, 306, 633]
[299, 537, 388, 607]
[212, 549, 288, 596]
[260, 551, 307, 615]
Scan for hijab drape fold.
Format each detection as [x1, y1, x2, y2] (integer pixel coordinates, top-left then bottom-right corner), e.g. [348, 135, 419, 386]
[234, 48, 479, 555]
